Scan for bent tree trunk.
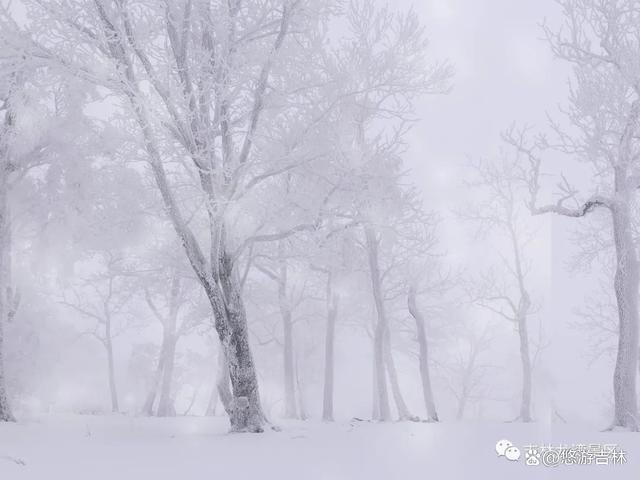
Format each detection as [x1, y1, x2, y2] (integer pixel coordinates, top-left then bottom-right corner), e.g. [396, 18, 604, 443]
[89, 0, 297, 433]
[126, 90, 265, 431]
[384, 332, 416, 421]
[365, 225, 392, 421]
[322, 275, 338, 422]
[611, 192, 639, 430]
[218, 253, 265, 432]
[407, 285, 438, 421]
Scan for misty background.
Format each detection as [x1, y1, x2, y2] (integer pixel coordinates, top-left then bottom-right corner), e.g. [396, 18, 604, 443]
[0, 0, 627, 433]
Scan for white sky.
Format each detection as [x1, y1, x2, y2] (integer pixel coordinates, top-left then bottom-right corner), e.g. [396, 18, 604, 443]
[401, 0, 567, 201]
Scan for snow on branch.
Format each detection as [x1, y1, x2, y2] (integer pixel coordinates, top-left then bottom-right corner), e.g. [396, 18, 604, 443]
[503, 125, 612, 218]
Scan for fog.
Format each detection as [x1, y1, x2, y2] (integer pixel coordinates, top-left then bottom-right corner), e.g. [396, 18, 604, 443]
[0, 0, 638, 478]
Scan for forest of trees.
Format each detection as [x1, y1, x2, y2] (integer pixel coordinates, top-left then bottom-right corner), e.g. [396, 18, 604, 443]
[0, 0, 640, 435]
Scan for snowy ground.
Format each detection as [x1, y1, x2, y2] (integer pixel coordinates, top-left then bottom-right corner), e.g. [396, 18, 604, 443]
[1, 415, 639, 479]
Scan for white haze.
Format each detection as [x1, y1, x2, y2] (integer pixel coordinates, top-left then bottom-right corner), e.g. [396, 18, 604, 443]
[0, 0, 639, 479]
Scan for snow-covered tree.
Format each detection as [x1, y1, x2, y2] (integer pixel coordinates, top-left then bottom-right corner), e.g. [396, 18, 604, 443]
[141, 259, 207, 417]
[506, 0, 640, 430]
[463, 154, 538, 422]
[60, 252, 140, 413]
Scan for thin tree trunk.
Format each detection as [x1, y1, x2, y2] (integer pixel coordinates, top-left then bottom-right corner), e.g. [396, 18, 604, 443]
[456, 368, 473, 421]
[105, 321, 119, 413]
[277, 244, 297, 419]
[455, 396, 466, 420]
[384, 331, 416, 421]
[457, 341, 480, 421]
[205, 351, 221, 416]
[206, 385, 218, 416]
[0, 87, 14, 423]
[157, 336, 177, 417]
[610, 182, 639, 430]
[215, 346, 233, 416]
[182, 384, 200, 416]
[144, 273, 181, 417]
[295, 354, 308, 421]
[456, 390, 467, 421]
[518, 315, 532, 422]
[407, 285, 438, 421]
[507, 211, 534, 423]
[364, 226, 392, 421]
[0, 169, 13, 423]
[322, 274, 338, 422]
[371, 339, 380, 420]
[282, 315, 296, 418]
[143, 337, 167, 415]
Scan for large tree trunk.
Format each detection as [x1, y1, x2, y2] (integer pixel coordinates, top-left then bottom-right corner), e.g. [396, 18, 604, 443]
[364, 226, 392, 421]
[218, 252, 265, 432]
[610, 182, 639, 430]
[105, 321, 119, 413]
[0, 170, 13, 423]
[384, 333, 416, 421]
[518, 315, 532, 423]
[121, 61, 264, 432]
[135, 105, 263, 430]
[322, 275, 338, 422]
[407, 285, 438, 421]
